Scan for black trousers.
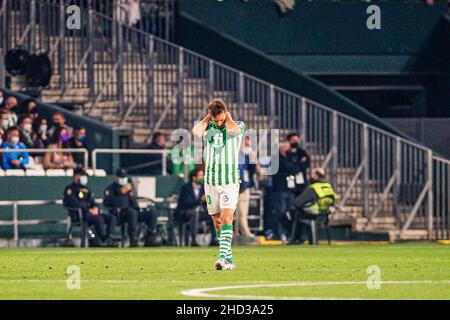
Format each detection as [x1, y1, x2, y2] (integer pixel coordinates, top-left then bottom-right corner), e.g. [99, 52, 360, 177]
[118, 208, 157, 240]
[70, 211, 116, 241]
[272, 191, 295, 238]
[180, 207, 214, 242]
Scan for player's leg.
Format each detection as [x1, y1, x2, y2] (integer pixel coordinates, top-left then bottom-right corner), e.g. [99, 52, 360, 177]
[218, 184, 240, 269]
[219, 208, 235, 263]
[211, 212, 222, 242]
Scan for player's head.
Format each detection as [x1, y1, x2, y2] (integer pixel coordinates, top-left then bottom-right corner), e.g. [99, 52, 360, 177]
[115, 168, 129, 186]
[208, 98, 227, 128]
[311, 167, 326, 181]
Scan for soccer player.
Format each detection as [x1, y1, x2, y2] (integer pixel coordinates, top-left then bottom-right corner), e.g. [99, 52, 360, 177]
[192, 98, 245, 270]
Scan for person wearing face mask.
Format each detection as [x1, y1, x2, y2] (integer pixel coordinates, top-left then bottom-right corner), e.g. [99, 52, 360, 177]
[32, 117, 49, 149]
[1, 97, 19, 127]
[1, 126, 30, 170]
[43, 128, 76, 170]
[0, 111, 9, 138]
[103, 168, 157, 247]
[18, 115, 35, 149]
[286, 132, 311, 196]
[64, 167, 117, 247]
[48, 112, 73, 141]
[175, 168, 216, 246]
[67, 126, 89, 166]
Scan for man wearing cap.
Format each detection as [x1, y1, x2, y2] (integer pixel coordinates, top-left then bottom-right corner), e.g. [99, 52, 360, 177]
[103, 168, 157, 247]
[63, 167, 117, 246]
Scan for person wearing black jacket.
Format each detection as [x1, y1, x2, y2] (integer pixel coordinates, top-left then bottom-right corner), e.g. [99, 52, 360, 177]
[103, 168, 157, 247]
[175, 168, 214, 246]
[63, 167, 116, 246]
[287, 132, 311, 196]
[271, 140, 300, 241]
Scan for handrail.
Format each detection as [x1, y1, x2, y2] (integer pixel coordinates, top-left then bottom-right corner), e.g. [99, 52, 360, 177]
[92, 148, 171, 176]
[0, 148, 89, 169]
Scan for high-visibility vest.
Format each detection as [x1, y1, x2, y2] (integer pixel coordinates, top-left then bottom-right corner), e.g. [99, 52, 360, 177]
[303, 182, 338, 215]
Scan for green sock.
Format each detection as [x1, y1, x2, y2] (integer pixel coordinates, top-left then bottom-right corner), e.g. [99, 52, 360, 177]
[219, 224, 233, 260]
[216, 231, 221, 244]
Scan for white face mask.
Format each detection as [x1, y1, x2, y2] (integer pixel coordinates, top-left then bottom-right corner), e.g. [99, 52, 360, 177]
[1, 120, 9, 129]
[79, 176, 88, 186]
[118, 177, 128, 186]
[10, 136, 19, 145]
[23, 123, 32, 133]
[40, 124, 47, 133]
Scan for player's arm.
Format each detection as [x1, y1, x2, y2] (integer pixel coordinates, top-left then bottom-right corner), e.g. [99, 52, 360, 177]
[192, 114, 211, 138]
[225, 112, 241, 136]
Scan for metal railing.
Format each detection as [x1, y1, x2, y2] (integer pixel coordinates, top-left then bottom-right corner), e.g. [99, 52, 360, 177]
[1, 0, 449, 239]
[0, 200, 68, 242]
[0, 148, 89, 169]
[92, 148, 171, 176]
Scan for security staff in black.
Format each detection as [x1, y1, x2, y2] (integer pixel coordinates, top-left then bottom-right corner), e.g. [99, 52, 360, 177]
[292, 168, 338, 244]
[63, 167, 116, 246]
[103, 168, 157, 247]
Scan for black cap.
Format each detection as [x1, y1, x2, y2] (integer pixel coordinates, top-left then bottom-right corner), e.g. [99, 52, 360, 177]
[74, 166, 87, 176]
[115, 168, 127, 178]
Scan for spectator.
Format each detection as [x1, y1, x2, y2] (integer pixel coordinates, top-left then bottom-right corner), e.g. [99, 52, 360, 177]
[271, 140, 299, 242]
[235, 136, 258, 241]
[1, 126, 30, 170]
[18, 115, 35, 149]
[145, 131, 172, 175]
[287, 132, 310, 195]
[0, 97, 19, 127]
[18, 99, 38, 120]
[48, 112, 73, 141]
[0, 90, 4, 108]
[103, 168, 157, 247]
[43, 129, 76, 170]
[175, 168, 215, 246]
[32, 117, 49, 149]
[63, 167, 116, 247]
[67, 126, 89, 167]
[1, 111, 9, 137]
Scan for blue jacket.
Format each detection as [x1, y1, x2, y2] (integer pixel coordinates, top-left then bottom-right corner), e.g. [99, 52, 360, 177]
[1, 141, 30, 169]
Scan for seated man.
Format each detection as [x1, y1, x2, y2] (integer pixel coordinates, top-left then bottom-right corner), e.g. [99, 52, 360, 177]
[291, 168, 338, 244]
[175, 168, 214, 246]
[1, 126, 30, 170]
[103, 168, 157, 247]
[63, 167, 116, 247]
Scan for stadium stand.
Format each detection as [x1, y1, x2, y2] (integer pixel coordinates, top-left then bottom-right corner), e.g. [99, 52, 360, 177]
[0, 0, 449, 245]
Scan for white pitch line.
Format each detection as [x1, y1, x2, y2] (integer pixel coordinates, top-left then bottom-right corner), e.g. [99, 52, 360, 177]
[181, 280, 450, 300]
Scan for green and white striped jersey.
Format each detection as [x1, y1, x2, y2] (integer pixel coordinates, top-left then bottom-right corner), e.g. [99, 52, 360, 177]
[203, 120, 245, 186]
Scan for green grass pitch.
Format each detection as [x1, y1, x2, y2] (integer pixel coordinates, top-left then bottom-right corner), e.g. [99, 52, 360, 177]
[0, 243, 449, 299]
